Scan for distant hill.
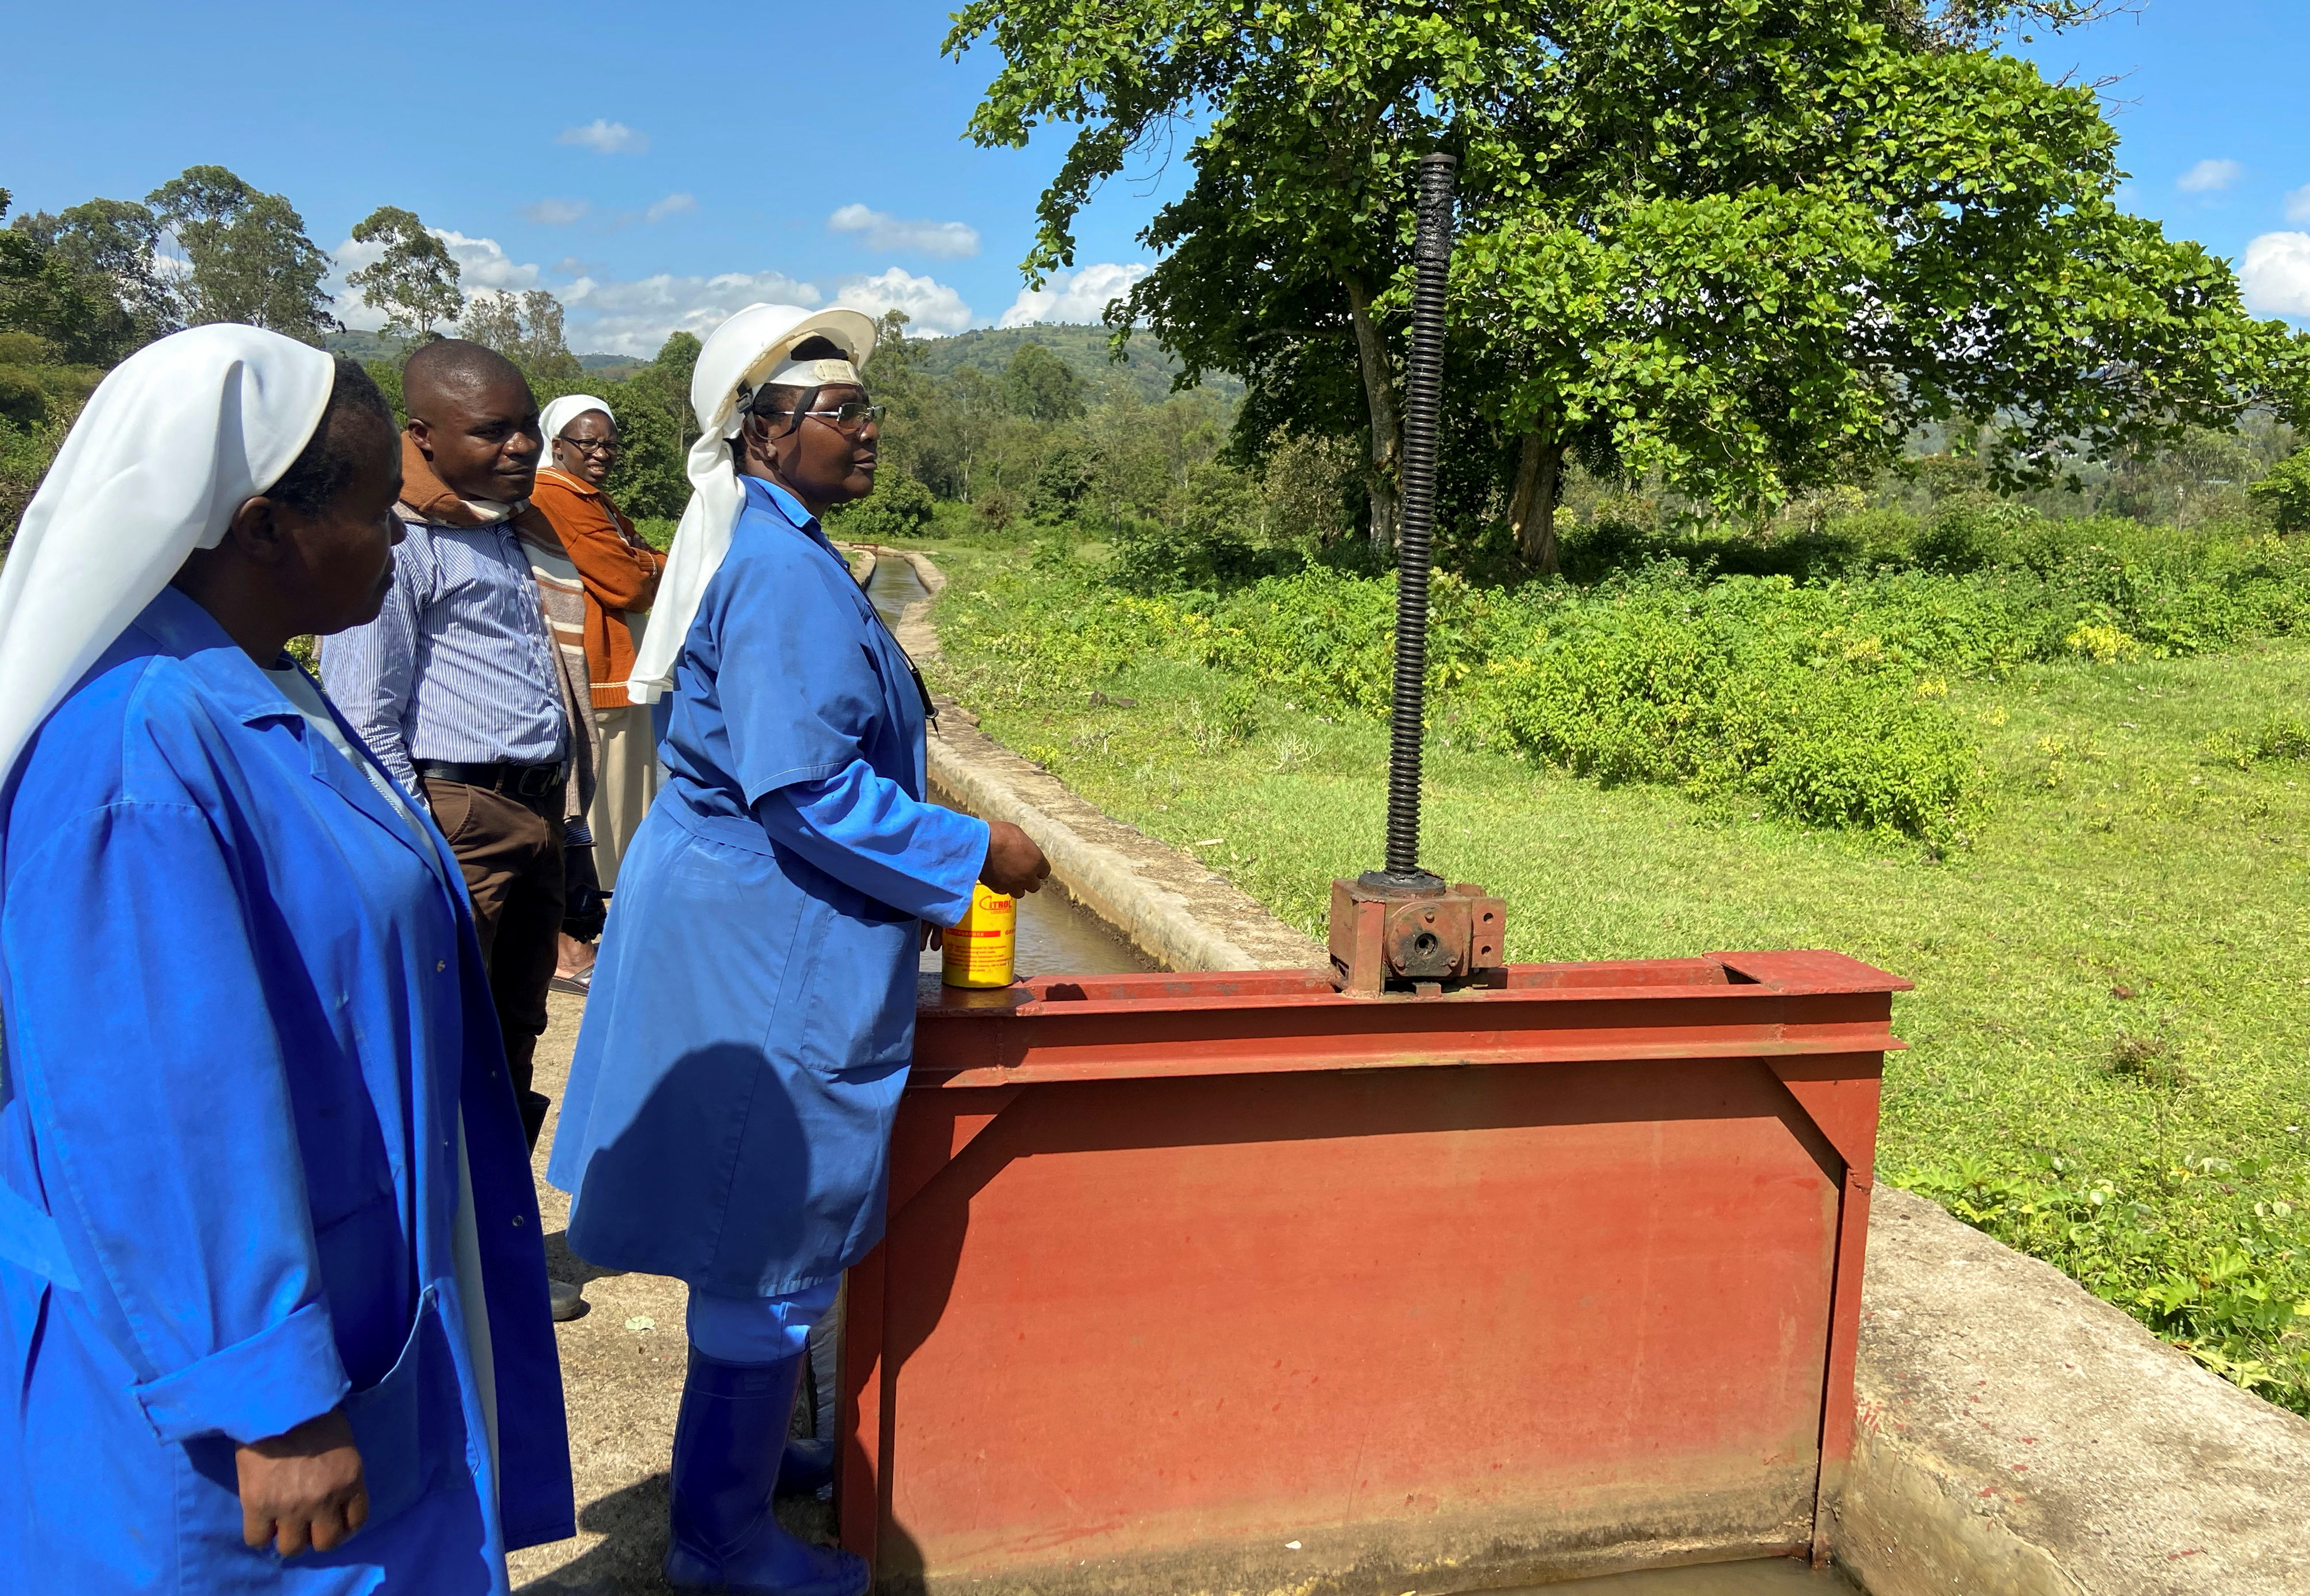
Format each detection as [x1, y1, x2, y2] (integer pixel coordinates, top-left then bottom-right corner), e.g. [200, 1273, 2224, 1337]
[579, 352, 648, 379]
[910, 323, 1242, 408]
[323, 330, 404, 364]
[323, 331, 641, 380]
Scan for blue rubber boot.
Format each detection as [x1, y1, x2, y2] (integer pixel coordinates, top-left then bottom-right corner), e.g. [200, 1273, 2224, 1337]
[664, 1347, 870, 1596]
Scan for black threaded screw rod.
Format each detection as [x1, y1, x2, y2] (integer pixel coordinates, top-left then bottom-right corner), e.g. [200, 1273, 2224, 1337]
[1381, 152, 1458, 881]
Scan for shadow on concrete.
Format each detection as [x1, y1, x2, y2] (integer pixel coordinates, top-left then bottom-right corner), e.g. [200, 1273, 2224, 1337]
[515, 1471, 841, 1594]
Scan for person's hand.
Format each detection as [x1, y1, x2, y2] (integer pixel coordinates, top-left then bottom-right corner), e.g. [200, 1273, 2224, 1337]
[920, 921, 943, 952]
[236, 1409, 368, 1559]
[980, 820, 1050, 898]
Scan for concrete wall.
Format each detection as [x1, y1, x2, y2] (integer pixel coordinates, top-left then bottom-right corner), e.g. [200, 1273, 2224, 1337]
[1837, 1188, 2310, 1596]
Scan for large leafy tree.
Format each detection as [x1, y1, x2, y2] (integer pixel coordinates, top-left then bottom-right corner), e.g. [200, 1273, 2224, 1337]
[345, 206, 462, 343]
[2, 191, 116, 365]
[3, 191, 171, 364]
[458, 289, 583, 385]
[10, 197, 175, 356]
[1003, 341, 1089, 422]
[950, 0, 1550, 552]
[1451, 4, 2289, 567]
[148, 166, 337, 344]
[950, 1, 2294, 567]
[597, 334, 709, 520]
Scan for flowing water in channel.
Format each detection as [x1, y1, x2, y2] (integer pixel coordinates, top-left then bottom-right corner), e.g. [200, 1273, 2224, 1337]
[862, 551, 1156, 980]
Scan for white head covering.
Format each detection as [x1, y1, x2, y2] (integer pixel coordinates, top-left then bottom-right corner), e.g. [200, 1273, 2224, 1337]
[0, 324, 336, 790]
[624, 303, 877, 703]
[539, 393, 615, 469]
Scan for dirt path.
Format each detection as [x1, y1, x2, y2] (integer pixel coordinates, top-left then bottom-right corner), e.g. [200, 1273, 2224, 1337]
[507, 993, 833, 1594]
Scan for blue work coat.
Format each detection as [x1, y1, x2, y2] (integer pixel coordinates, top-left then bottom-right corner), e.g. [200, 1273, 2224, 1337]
[548, 478, 984, 1297]
[0, 589, 574, 1593]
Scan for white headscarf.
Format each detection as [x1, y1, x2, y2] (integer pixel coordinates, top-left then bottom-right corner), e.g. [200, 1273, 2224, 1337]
[624, 303, 877, 703]
[539, 393, 615, 473]
[0, 325, 336, 791]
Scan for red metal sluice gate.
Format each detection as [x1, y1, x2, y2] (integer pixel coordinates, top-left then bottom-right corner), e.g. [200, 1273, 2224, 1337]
[839, 952, 1905, 1593]
[838, 152, 1905, 1592]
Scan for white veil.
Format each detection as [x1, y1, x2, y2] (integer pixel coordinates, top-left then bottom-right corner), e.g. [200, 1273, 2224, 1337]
[0, 325, 336, 790]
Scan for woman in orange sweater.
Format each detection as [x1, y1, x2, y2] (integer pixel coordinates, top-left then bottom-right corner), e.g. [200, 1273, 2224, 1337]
[530, 395, 667, 899]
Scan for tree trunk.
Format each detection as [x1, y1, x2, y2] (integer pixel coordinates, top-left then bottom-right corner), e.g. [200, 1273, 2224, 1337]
[1342, 274, 1402, 557]
[1508, 428, 1565, 574]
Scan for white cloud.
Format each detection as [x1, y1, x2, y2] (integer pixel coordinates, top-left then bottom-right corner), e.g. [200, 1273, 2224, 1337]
[997, 262, 1150, 329]
[646, 192, 698, 224]
[561, 269, 825, 355]
[827, 204, 980, 259]
[437, 231, 546, 293]
[2178, 158, 2244, 194]
[2242, 232, 2310, 317]
[522, 198, 591, 226]
[557, 119, 646, 155]
[330, 219, 977, 355]
[831, 267, 974, 335]
[2286, 185, 2310, 224]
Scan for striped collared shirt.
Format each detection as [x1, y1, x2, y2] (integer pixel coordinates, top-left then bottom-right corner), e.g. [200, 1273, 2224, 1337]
[320, 510, 568, 804]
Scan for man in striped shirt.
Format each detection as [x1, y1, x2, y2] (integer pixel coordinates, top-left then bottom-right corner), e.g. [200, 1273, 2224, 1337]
[323, 342, 591, 1179]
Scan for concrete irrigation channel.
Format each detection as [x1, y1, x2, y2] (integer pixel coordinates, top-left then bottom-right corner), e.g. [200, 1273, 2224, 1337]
[507, 549, 2310, 1596]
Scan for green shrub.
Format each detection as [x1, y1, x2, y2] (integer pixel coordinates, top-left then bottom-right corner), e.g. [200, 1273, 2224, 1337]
[1905, 1155, 2310, 1417]
[975, 486, 1020, 532]
[828, 470, 937, 541]
[2, 412, 69, 557]
[935, 506, 2310, 844]
[2250, 449, 2310, 534]
[0, 366, 47, 426]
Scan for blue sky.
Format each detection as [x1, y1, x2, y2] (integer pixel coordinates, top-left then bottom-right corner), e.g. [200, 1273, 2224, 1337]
[2018, 0, 2310, 325]
[2, 2, 2302, 355]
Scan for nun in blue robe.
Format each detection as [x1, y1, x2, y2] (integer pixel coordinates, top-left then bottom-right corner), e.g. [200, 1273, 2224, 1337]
[0, 327, 574, 1593]
[547, 305, 1003, 1596]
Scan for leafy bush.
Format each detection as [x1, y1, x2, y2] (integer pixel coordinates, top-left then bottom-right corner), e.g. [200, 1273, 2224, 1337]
[2250, 449, 2310, 533]
[0, 364, 48, 425]
[937, 504, 2310, 844]
[974, 486, 1020, 532]
[1905, 1155, 2310, 1417]
[1, 411, 70, 556]
[828, 470, 937, 541]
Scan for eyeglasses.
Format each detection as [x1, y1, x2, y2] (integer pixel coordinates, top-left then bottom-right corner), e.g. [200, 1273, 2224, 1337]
[557, 437, 620, 456]
[761, 401, 885, 437]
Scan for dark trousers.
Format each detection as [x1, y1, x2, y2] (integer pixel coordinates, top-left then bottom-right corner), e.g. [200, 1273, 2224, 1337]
[425, 778, 564, 1150]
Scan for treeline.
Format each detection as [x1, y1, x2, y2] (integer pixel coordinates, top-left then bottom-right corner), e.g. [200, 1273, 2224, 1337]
[9, 152, 2310, 576]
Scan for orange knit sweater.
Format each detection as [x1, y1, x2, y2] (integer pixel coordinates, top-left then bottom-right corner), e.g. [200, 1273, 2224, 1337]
[526, 468, 667, 708]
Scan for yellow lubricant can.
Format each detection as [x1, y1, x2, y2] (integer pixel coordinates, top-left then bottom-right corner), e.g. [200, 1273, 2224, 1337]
[941, 884, 1018, 988]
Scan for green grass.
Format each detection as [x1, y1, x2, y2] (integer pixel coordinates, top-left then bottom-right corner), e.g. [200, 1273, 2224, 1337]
[923, 540, 2310, 1411]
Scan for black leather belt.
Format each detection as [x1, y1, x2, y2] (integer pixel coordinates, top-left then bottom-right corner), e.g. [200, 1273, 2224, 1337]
[415, 759, 567, 802]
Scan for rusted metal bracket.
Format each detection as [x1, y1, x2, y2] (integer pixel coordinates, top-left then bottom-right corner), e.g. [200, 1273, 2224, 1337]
[1327, 873, 1505, 995]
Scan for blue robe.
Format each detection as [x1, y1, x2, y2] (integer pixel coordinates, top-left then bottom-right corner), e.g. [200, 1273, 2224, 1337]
[547, 478, 986, 1297]
[0, 589, 574, 1593]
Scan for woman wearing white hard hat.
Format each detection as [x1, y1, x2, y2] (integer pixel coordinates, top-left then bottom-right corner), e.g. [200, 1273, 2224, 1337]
[0, 326, 573, 1591]
[546, 305, 1047, 1595]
